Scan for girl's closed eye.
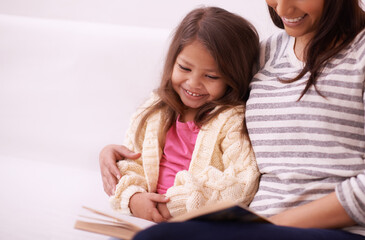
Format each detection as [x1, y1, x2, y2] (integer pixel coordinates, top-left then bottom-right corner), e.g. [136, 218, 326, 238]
[206, 74, 220, 80]
[178, 64, 191, 72]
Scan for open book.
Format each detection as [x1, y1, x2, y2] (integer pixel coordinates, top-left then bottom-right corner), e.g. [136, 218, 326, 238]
[74, 202, 271, 240]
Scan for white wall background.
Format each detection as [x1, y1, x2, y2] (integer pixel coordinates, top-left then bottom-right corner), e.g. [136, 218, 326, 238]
[0, 0, 280, 39]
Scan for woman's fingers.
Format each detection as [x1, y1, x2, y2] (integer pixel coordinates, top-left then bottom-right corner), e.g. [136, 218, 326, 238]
[99, 144, 141, 196]
[99, 145, 122, 195]
[115, 145, 141, 160]
[100, 165, 118, 196]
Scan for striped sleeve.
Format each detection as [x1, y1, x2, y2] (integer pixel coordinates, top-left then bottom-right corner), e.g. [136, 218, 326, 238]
[336, 32, 365, 226]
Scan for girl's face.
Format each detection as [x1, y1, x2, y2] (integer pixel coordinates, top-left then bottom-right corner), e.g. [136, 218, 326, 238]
[266, 0, 324, 42]
[171, 40, 227, 117]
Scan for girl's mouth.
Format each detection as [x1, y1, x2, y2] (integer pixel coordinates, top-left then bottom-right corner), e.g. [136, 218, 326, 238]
[184, 88, 207, 97]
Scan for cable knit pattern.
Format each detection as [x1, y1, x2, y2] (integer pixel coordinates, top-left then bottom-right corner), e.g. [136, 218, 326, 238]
[110, 93, 259, 217]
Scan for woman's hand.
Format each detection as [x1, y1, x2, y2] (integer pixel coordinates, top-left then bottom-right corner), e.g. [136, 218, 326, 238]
[268, 192, 356, 229]
[130, 192, 170, 222]
[99, 144, 141, 196]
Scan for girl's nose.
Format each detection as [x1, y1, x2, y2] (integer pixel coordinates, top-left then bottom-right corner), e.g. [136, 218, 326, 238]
[275, 0, 295, 17]
[187, 74, 202, 88]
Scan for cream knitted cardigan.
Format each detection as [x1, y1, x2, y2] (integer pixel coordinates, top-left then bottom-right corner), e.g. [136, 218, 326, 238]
[110, 94, 259, 217]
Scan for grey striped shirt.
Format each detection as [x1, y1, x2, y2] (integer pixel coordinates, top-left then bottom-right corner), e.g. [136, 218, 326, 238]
[246, 30, 365, 236]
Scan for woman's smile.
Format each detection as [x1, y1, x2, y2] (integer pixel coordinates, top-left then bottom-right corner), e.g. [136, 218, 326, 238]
[282, 14, 307, 26]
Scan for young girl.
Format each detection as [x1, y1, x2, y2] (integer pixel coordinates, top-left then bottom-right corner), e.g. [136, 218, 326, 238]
[109, 6, 260, 222]
[130, 0, 365, 239]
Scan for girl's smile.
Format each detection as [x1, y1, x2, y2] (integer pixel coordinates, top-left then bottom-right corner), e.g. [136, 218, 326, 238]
[183, 88, 208, 98]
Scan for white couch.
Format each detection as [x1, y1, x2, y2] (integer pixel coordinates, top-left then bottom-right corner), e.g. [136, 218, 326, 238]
[0, 14, 170, 239]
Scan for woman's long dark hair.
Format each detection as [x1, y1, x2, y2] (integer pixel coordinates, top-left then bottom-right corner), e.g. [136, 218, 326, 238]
[134, 7, 259, 145]
[268, 0, 365, 99]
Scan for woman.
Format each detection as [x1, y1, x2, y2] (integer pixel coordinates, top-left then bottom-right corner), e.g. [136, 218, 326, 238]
[100, 0, 365, 239]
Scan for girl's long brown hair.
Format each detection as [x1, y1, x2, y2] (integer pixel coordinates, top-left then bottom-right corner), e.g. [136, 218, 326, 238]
[268, 0, 365, 99]
[135, 7, 259, 144]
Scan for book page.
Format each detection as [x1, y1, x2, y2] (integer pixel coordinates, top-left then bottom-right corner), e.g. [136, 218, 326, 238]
[74, 206, 156, 239]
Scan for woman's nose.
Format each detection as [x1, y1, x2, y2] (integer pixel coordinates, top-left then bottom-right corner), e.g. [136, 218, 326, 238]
[275, 0, 295, 17]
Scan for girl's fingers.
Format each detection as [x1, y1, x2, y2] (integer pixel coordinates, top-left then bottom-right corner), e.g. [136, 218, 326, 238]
[149, 193, 170, 203]
[157, 203, 172, 220]
[151, 208, 165, 223]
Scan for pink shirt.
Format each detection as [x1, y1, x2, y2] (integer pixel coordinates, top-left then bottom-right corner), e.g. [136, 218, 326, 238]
[156, 117, 200, 194]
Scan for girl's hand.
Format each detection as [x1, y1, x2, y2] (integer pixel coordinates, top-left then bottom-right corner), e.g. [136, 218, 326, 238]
[157, 202, 172, 220]
[129, 193, 170, 222]
[99, 144, 141, 196]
